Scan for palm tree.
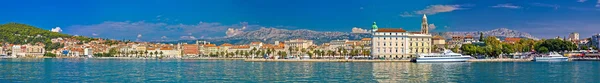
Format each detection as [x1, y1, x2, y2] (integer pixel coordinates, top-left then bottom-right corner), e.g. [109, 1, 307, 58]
[307, 51, 314, 59]
[301, 48, 306, 58]
[144, 51, 148, 57]
[159, 51, 163, 57]
[313, 50, 320, 58]
[327, 50, 335, 57]
[251, 47, 257, 58]
[115, 51, 121, 57]
[153, 51, 158, 58]
[266, 49, 272, 58]
[132, 51, 137, 57]
[360, 45, 365, 57]
[243, 51, 249, 58]
[256, 50, 263, 58]
[235, 50, 240, 58]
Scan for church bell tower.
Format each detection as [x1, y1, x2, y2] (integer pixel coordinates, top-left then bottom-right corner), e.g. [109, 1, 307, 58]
[421, 14, 429, 34]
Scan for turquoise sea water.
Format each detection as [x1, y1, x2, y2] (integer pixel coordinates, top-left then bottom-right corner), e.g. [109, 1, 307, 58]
[0, 59, 599, 83]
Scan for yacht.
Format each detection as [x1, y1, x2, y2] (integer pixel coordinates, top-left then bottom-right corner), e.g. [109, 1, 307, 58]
[413, 50, 472, 62]
[533, 52, 568, 61]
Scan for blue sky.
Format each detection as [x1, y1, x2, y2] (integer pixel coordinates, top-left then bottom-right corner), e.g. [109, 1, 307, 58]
[1, 0, 599, 41]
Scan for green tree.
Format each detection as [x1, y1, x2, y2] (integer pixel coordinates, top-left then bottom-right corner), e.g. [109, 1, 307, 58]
[281, 51, 287, 58]
[538, 46, 549, 53]
[44, 53, 57, 57]
[460, 44, 478, 55]
[502, 44, 515, 55]
[307, 51, 314, 58]
[451, 45, 460, 53]
[479, 32, 484, 41]
[581, 45, 589, 50]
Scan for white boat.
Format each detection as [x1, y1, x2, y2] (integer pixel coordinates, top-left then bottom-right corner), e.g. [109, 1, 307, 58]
[533, 52, 568, 61]
[414, 50, 472, 62]
[0, 55, 16, 59]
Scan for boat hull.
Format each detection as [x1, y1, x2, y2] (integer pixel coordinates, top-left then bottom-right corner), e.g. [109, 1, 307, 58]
[414, 57, 472, 62]
[533, 57, 568, 61]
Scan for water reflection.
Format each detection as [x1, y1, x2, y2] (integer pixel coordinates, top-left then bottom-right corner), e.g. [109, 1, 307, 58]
[0, 59, 599, 82]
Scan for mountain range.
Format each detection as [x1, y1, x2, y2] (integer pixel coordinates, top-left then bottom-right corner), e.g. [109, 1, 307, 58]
[436, 28, 539, 40]
[197, 28, 370, 45]
[172, 28, 538, 45]
[0, 23, 538, 46]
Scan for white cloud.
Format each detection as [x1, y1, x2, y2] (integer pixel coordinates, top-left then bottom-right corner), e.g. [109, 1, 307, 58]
[428, 24, 437, 30]
[226, 28, 243, 37]
[415, 5, 462, 15]
[578, 0, 587, 2]
[351, 27, 369, 33]
[491, 4, 521, 9]
[399, 12, 415, 17]
[400, 5, 462, 17]
[137, 34, 142, 38]
[92, 33, 99, 36]
[179, 36, 197, 40]
[597, 0, 600, 7]
[50, 27, 62, 32]
[225, 22, 250, 37]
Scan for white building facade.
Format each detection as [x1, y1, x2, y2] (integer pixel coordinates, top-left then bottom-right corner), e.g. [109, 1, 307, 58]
[370, 14, 432, 59]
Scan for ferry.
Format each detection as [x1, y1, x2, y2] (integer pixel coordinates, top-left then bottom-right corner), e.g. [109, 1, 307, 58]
[533, 52, 568, 61]
[413, 50, 472, 62]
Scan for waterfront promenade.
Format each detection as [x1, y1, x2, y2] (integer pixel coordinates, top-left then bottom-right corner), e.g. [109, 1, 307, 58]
[244, 58, 532, 62]
[29, 57, 535, 62]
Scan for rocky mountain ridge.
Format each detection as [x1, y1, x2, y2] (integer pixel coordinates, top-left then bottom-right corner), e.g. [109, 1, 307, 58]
[170, 28, 538, 45]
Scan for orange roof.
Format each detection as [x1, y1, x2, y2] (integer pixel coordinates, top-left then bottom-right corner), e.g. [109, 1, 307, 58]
[465, 35, 474, 38]
[205, 44, 217, 47]
[231, 45, 250, 49]
[504, 38, 521, 42]
[251, 42, 262, 45]
[375, 28, 406, 32]
[345, 42, 355, 44]
[147, 47, 156, 50]
[159, 47, 173, 50]
[221, 43, 233, 46]
[361, 38, 372, 41]
[433, 35, 444, 40]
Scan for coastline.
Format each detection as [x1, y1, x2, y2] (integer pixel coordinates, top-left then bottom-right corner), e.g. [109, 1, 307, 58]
[1, 57, 536, 62]
[243, 58, 533, 62]
[244, 59, 412, 62]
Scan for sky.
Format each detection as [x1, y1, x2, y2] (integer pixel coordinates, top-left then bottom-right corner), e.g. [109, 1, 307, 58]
[0, 0, 599, 41]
